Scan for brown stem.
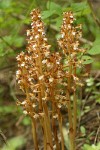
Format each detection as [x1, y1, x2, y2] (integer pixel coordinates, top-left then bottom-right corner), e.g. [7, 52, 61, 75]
[25, 87, 39, 150]
[73, 92, 77, 149]
[69, 65, 77, 150]
[36, 47, 53, 149]
[52, 112, 60, 150]
[52, 104, 60, 149]
[39, 117, 47, 150]
[50, 72, 60, 149]
[32, 119, 39, 150]
[58, 109, 64, 150]
[35, 50, 48, 149]
[67, 57, 75, 150]
[43, 103, 53, 149]
[66, 93, 74, 150]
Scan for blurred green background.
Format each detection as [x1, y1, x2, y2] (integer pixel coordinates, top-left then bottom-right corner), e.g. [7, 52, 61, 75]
[0, 0, 100, 150]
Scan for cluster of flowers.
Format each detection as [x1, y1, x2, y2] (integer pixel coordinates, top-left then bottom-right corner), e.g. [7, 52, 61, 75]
[16, 9, 63, 119]
[16, 9, 87, 149]
[16, 9, 85, 122]
[58, 11, 86, 88]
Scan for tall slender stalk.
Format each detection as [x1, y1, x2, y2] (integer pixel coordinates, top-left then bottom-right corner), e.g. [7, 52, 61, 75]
[66, 91, 74, 150]
[16, 9, 86, 150]
[37, 38, 53, 149]
[58, 109, 65, 150]
[68, 55, 75, 150]
[50, 59, 60, 150]
[43, 103, 53, 149]
[32, 119, 39, 150]
[73, 67, 77, 146]
[52, 97, 60, 149]
[58, 11, 85, 150]
[73, 92, 77, 146]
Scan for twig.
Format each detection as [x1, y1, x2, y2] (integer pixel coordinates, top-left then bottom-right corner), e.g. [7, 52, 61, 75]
[0, 64, 16, 71]
[94, 112, 100, 144]
[0, 35, 15, 51]
[87, 0, 100, 27]
[0, 130, 7, 146]
[16, 115, 25, 126]
[79, 37, 93, 46]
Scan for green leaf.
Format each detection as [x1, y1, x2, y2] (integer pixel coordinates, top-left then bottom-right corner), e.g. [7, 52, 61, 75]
[0, 0, 12, 9]
[42, 2, 62, 19]
[13, 36, 24, 47]
[3, 35, 24, 48]
[55, 16, 63, 29]
[47, 2, 62, 15]
[82, 55, 93, 64]
[96, 98, 100, 104]
[82, 143, 100, 150]
[0, 105, 17, 114]
[2, 136, 26, 150]
[71, 2, 91, 15]
[22, 117, 31, 126]
[0, 48, 6, 57]
[80, 126, 86, 136]
[42, 10, 55, 19]
[88, 45, 100, 55]
[83, 144, 94, 150]
[86, 78, 94, 86]
[88, 32, 100, 55]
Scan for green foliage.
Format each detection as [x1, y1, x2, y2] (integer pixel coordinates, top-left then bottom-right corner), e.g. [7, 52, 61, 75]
[71, 1, 91, 16]
[82, 55, 93, 64]
[82, 142, 100, 150]
[88, 33, 100, 55]
[62, 127, 69, 150]
[86, 77, 100, 104]
[80, 126, 86, 137]
[47, 1, 62, 14]
[22, 116, 31, 126]
[86, 78, 94, 87]
[42, 1, 63, 19]
[0, 0, 100, 60]
[42, 1, 62, 19]
[1, 136, 26, 150]
[0, 0, 35, 59]
[42, 1, 92, 30]
[3, 36, 24, 48]
[42, 10, 56, 19]
[0, 0, 12, 9]
[0, 105, 17, 114]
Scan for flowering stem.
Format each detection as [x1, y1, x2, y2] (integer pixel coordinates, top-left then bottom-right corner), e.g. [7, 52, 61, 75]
[52, 100, 60, 149]
[25, 87, 39, 150]
[37, 44, 53, 149]
[16, 9, 86, 150]
[73, 67, 77, 149]
[50, 63, 60, 149]
[43, 103, 53, 149]
[66, 91, 74, 150]
[73, 92, 77, 148]
[39, 117, 47, 150]
[67, 59, 75, 150]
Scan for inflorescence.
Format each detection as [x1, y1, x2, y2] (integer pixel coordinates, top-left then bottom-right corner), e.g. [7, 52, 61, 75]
[16, 9, 86, 150]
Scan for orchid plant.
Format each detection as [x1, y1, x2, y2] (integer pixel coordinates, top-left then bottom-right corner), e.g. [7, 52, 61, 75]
[16, 9, 86, 150]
